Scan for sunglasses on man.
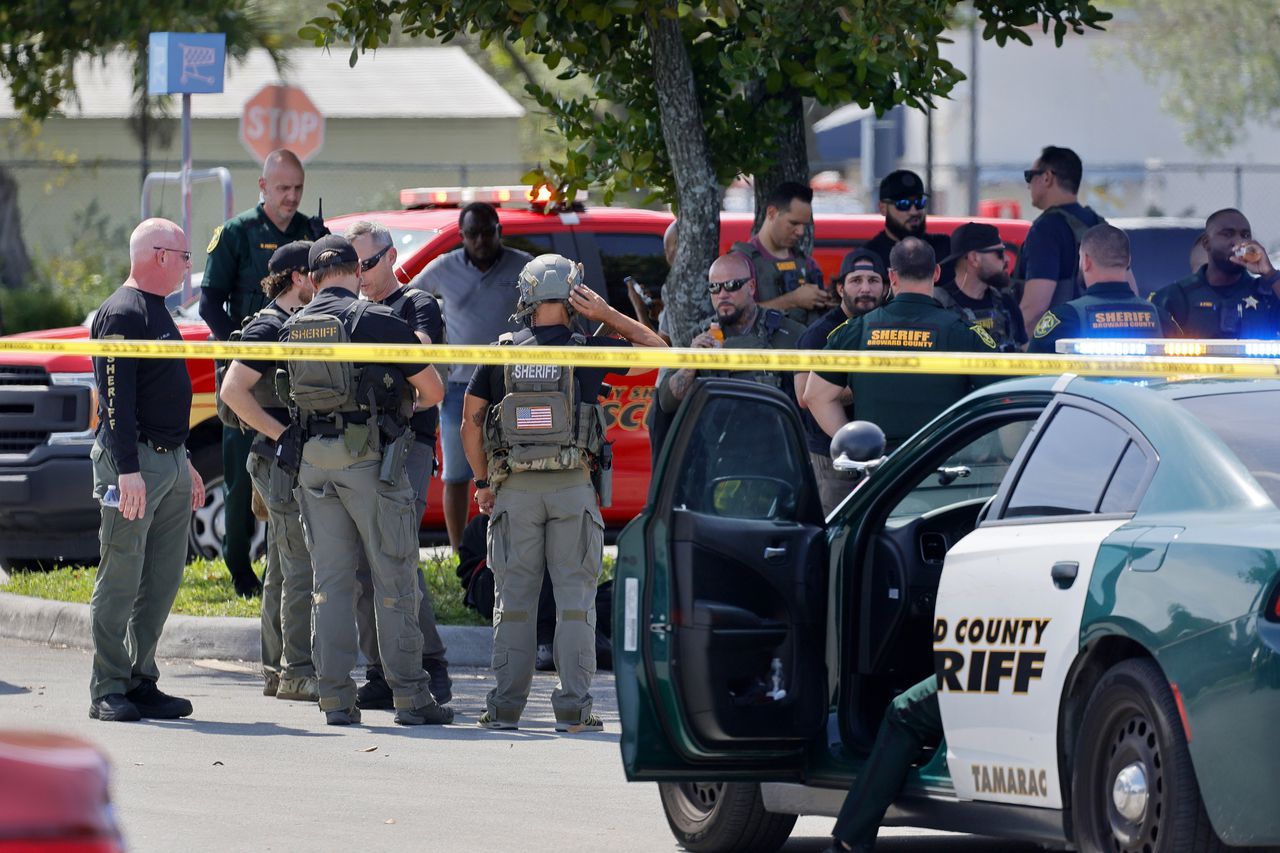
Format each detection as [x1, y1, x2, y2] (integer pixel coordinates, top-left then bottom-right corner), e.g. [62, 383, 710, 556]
[707, 277, 751, 295]
[889, 196, 928, 212]
[1023, 168, 1048, 184]
[359, 244, 392, 272]
[462, 225, 498, 239]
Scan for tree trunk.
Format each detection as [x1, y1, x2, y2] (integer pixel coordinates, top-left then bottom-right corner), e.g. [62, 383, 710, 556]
[0, 166, 32, 289]
[649, 4, 723, 348]
[750, 86, 812, 255]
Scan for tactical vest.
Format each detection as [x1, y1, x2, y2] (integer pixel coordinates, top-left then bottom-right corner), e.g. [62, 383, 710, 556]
[717, 308, 789, 388]
[1013, 206, 1100, 308]
[732, 240, 817, 325]
[934, 285, 1019, 352]
[215, 306, 288, 431]
[282, 301, 372, 416]
[482, 331, 608, 486]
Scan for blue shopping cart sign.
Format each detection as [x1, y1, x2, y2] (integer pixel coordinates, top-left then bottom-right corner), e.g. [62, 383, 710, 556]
[148, 32, 226, 95]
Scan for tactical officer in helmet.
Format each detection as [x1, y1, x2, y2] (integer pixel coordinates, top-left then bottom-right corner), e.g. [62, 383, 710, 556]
[460, 253, 666, 732]
[280, 234, 452, 727]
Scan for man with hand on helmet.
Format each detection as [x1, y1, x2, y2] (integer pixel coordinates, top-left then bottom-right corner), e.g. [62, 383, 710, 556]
[460, 254, 665, 733]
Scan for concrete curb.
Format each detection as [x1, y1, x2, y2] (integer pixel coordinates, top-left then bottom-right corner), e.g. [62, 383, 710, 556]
[0, 591, 493, 668]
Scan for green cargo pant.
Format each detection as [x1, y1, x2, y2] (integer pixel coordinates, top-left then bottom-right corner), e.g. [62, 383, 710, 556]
[354, 439, 447, 669]
[247, 449, 314, 680]
[221, 426, 257, 586]
[485, 469, 604, 725]
[89, 440, 191, 700]
[296, 437, 432, 713]
[832, 675, 943, 850]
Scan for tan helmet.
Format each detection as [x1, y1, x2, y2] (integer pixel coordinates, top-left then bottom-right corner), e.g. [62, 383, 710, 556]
[514, 253, 582, 325]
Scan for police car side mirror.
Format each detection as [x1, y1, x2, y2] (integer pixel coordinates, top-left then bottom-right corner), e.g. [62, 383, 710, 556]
[831, 420, 887, 474]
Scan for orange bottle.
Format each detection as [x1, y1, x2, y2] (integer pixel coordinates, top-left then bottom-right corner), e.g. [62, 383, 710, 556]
[708, 322, 724, 343]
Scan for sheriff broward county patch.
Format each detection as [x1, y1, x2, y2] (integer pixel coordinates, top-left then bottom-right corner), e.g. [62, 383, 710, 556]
[1032, 311, 1061, 339]
[206, 225, 223, 254]
[970, 325, 998, 349]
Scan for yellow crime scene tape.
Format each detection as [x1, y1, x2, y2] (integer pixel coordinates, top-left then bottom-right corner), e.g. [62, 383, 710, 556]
[2, 338, 1280, 379]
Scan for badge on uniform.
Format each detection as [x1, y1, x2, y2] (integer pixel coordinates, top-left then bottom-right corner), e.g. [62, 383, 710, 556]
[516, 405, 553, 429]
[1033, 312, 1060, 338]
[206, 225, 223, 254]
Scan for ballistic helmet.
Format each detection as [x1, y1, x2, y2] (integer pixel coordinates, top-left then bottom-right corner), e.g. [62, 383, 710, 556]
[514, 253, 583, 325]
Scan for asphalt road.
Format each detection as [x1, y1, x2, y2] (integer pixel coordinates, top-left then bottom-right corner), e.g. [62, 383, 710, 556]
[0, 638, 1042, 852]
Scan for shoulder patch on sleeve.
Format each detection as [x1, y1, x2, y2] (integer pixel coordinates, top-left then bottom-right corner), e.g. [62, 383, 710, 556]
[1033, 311, 1061, 339]
[206, 225, 224, 255]
[971, 324, 998, 349]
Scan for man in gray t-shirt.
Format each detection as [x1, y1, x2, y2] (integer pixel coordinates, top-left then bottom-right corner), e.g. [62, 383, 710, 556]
[411, 202, 532, 549]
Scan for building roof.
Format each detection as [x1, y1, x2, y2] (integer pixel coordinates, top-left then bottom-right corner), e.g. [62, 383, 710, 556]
[0, 46, 525, 120]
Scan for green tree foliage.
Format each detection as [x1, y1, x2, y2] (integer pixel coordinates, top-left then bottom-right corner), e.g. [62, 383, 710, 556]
[1120, 0, 1280, 152]
[307, 0, 1110, 343]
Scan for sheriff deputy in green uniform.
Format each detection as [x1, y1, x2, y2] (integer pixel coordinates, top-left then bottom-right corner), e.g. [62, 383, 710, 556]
[1029, 223, 1176, 353]
[804, 237, 997, 451]
[658, 251, 806, 414]
[281, 234, 451, 727]
[200, 148, 327, 599]
[1149, 207, 1280, 339]
[460, 254, 666, 732]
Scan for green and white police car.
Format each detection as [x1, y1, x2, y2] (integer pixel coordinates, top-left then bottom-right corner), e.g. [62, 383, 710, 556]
[613, 374, 1280, 853]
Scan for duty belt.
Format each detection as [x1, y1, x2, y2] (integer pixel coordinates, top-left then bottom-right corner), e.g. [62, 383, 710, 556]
[304, 412, 369, 438]
[141, 436, 178, 453]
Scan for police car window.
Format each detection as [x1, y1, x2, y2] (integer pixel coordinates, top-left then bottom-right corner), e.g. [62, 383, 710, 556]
[595, 233, 669, 321]
[1004, 406, 1130, 518]
[1098, 441, 1148, 514]
[671, 396, 803, 521]
[886, 419, 1034, 525]
[1176, 390, 1280, 507]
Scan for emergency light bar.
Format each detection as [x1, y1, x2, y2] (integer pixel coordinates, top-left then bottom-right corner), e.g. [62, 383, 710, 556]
[1058, 339, 1280, 358]
[399, 184, 589, 210]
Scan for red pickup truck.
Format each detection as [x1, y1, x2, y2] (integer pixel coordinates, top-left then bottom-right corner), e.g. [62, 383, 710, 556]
[0, 197, 1029, 567]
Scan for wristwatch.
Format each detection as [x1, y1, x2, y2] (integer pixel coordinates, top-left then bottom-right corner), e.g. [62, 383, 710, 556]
[473, 478, 490, 490]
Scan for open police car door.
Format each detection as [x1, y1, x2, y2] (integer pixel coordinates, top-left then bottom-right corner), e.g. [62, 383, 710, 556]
[615, 379, 828, 779]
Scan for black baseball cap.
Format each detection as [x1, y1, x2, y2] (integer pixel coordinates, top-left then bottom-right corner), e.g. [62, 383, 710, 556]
[268, 240, 312, 275]
[879, 169, 926, 200]
[942, 222, 1004, 264]
[837, 249, 888, 282]
[308, 234, 359, 271]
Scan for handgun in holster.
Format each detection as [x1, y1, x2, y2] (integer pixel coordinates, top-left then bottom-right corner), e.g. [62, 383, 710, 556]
[593, 441, 614, 508]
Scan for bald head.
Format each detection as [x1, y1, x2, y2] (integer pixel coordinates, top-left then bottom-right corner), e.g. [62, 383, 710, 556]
[663, 220, 679, 266]
[260, 149, 305, 230]
[709, 252, 752, 282]
[128, 218, 189, 295]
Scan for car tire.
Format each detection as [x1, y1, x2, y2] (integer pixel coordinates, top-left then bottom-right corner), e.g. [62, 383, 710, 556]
[657, 781, 796, 853]
[188, 443, 265, 563]
[1071, 658, 1224, 853]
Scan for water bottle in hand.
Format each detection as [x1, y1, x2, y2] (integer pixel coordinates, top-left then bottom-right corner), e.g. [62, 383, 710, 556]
[101, 485, 120, 508]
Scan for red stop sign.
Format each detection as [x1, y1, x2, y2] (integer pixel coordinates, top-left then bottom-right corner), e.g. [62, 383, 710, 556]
[239, 84, 325, 164]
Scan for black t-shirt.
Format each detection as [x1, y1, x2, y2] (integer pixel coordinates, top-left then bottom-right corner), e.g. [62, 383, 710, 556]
[798, 307, 853, 454]
[862, 230, 955, 286]
[91, 286, 193, 474]
[282, 286, 427, 381]
[382, 286, 445, 440]
[232, 300, 291, 424]
[466, 324, 631, 404]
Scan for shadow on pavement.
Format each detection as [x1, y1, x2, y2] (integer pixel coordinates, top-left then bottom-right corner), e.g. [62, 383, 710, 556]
[0, 682, 31, 696]
[157, 719, 337, 738]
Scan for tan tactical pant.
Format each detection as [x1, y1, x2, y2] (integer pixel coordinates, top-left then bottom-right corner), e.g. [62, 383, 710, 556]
[247, 450, 314, 679]
[354, 439, 447, 668]
[296, 437, 432, 712]
[486, 469, 604, 725]
[89, 441, 191, 700]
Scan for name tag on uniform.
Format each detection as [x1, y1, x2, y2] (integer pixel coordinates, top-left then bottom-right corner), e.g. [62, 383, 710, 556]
[1197, 302, 1215, 309]
[776, 260, 797, 271]
[259, 243, 279, 251]
[867, 327, 937, 348]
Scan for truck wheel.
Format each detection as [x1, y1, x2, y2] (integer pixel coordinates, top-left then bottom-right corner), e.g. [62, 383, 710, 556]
[188, 445, 266, 563]
[1071, 658, 1224, 853]
[657, 781, 795, 853]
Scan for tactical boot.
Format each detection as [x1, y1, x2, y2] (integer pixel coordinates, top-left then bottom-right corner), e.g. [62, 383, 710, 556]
[89, 693, 141, 722]
[423, 657, 452, 705]
[125, 681, 193, 719]
[555, 714, 604, 733]
[325, 706, 361, 726]
[356, 669, 394, 710]
[394, 702, 455, 726]
[276, 675, 319, 702]
[476, 711, 518, 731]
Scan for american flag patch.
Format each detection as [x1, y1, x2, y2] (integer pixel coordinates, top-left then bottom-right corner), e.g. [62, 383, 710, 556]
[516, 405, 554, 429]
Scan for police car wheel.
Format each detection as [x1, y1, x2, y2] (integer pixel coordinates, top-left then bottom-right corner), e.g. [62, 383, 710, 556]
[187, 445, 267, 564]
[1071, 658, 1224, 853]
[657, 781, 795, 853]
